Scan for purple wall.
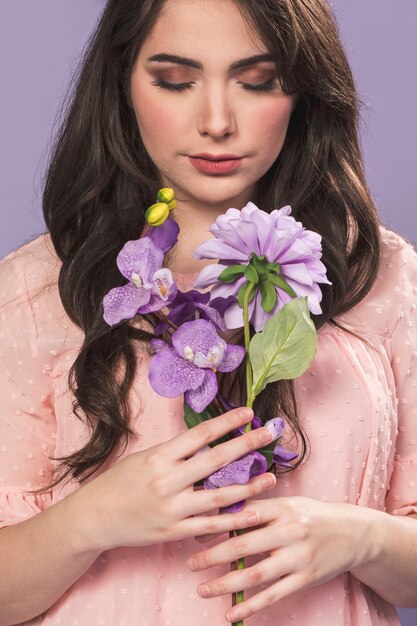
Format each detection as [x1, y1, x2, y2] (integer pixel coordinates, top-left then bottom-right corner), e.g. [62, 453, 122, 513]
[0, 3, 416, 624]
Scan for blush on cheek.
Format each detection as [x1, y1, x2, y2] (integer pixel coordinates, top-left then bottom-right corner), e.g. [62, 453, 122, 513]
[132, 90, 178, 138]
[256, 99, 295, 142]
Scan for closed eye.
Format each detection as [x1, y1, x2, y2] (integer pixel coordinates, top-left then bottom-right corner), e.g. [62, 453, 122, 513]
[151, 78, 280, 93]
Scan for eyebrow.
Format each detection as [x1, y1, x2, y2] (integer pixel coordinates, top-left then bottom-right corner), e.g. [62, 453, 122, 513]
[146, 53, 274, 71]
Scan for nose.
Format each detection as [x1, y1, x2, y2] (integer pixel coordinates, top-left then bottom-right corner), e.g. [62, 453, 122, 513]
[197, 81, 237, 139]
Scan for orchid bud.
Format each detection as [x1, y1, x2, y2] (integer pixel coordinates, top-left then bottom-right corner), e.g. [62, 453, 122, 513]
[157, 188, 176, 212]
[145, 202, 170, 226]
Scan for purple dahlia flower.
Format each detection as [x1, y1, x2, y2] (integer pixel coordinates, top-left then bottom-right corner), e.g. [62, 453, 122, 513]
[193, 202, 331, 331]
[103, 237, 176, 326]
[149, 319, 245, 412]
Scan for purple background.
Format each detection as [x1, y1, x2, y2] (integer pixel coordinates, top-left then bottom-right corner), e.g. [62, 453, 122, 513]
[0, 3, 416, 624]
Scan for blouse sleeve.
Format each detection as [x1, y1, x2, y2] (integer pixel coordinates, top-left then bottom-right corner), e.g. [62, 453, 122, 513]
[385, 237, 417, 516]
[0, 250, 57, 528]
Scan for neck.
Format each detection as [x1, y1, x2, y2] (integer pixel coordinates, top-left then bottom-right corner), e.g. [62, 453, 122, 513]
[163, 188, 257, 273]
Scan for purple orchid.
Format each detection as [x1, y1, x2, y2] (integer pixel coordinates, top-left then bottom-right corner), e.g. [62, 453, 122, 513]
[103, 237, 176, 326]
[203, 451, 267, 512]
[154, 290, 236, 335]
[148, 217, 179, 253]
[202, 408, 298, 512]
[148, 319, 245, 413]
[193, 202, 331, 331]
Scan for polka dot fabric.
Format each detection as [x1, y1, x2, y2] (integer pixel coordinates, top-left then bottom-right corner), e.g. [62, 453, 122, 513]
[0, 227, 415, 625]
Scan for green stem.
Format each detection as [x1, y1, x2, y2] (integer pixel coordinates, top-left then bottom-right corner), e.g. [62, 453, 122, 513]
[242, 282, 256, 416]
[232, 281, 256, 626]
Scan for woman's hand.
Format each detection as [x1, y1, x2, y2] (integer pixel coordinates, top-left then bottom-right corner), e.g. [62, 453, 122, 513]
[187, 496, 379, 623]
[70, 407, 277, 553]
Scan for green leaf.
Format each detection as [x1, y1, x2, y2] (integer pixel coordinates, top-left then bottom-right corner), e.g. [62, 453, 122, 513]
[267, 273, 297, 298]
[217, 265, 246, 283]
[183, 401, 229, 448]
[265, 261, 281, 273]
[260, 280, 277, 312]
[244, 264, 259, 283]
[249, 297, 317, 396]
[257, 439, 279, 470]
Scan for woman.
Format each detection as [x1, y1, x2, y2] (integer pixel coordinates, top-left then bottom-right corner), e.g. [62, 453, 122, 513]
[0, 0, 416, 624]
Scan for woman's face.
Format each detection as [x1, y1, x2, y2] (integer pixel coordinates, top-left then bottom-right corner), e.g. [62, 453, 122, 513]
[130, 0, 297, 211]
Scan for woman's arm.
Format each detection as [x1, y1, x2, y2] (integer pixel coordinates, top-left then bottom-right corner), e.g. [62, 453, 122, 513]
[0, 408, 277, 625]
[0, 491, 101, 626]
[350, 511, 417, 607]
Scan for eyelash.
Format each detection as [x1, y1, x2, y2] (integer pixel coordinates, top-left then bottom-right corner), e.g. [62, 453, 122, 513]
[151, 78, 278, 93]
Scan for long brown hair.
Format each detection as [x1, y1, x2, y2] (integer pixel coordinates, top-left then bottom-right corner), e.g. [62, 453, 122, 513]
[42, 0, 381, 488]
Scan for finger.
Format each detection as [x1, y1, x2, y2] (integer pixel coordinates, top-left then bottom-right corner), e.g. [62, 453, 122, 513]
[166, 407, 253, 461]
[188, 524, 303, 571]
[176, 424, 273, 489]
[183, 472, 276, 517]
[179, 506, 265, 539]
[225, 573, 305, 623]
[195, 532, 222, 544]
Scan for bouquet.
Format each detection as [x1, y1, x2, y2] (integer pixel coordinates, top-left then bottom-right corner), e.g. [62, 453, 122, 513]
[103, 188, 330, 625]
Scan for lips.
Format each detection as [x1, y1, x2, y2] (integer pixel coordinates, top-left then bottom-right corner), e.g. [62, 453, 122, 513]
[188, 155, 243, 174]
[190, 153, 242, 161]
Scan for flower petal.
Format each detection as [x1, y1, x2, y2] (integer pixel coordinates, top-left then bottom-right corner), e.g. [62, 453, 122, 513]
[149, 349, 205, 398]
[264, 417, 285, 439]
[195, 303, 226, 331]
[230, 218, 260, 255]
[217, 344, 246, 372]
[172, 319, 221, 359]
[194, 264, 226, 289]
[185, 369, 218, 412]
[193, 239, 248, 262]
[117, 237, 164, 283]
[204, 451, 267, 488]
[223, 301, 244, 329]
[148, 218, 179, 252]
[103, 284, 151, 325]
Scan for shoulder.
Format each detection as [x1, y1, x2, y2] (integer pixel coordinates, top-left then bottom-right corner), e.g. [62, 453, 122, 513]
[0, 233, 60, 309]
[338, 225, 417, 336]
[0, 233, 81, 344]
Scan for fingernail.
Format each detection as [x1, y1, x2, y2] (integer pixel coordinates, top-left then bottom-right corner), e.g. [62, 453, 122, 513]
[188, 558, 198, 571]
[240, 408, 253, 420]
[198, 584, 211, 598]
[227, 608, 244, 621]
[262, 474, 276, 488]
[258, 428, 273, 443]
[246, 511, 259, 524]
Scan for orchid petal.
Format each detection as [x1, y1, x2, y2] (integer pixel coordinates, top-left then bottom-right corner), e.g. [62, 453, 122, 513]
[185, 369, 218, 412]
[148, 218, 179, 252]
[217, 344, 246, 372]
[172, 319, 222, 359]
[117, 237, 164, 283]
[149, 348, 205, 398]
[264, 417, 285, 439]
[103, 283, 151, 326]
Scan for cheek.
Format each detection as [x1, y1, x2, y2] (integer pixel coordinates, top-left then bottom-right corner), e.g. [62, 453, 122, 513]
[251, 98, 294, 145]
[132, 88, 181, 143]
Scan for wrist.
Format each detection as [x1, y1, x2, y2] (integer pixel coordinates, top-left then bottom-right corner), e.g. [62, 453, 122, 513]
[60, 484, 107, 557]
[348, 505, 385, 573]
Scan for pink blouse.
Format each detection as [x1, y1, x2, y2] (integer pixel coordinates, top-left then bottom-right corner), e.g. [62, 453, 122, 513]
[0, 227, 416, 625]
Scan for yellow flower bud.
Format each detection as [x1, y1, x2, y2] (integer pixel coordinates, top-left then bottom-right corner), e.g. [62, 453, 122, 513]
[167, 199, 177, 211]
[145, 202, 170, 226]
[156, 188, 175, 204]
